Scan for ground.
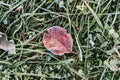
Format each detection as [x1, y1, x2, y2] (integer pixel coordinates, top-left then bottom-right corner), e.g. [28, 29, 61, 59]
[0, 0, 120, 80]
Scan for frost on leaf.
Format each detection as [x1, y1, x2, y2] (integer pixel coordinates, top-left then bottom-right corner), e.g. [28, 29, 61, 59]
[43, 26, 73, 55]
[0, 32, 16, 54]
[104, 54, 120, 71]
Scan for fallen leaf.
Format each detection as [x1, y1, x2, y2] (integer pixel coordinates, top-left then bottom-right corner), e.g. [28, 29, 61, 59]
[118, 49, 120, 53]
[43, 26, 73, 55]
[0, 32, 16, 54]
[104, 55, 120, 71]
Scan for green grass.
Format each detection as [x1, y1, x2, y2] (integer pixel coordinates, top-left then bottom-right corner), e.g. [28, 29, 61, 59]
[0, 0, 120, 80]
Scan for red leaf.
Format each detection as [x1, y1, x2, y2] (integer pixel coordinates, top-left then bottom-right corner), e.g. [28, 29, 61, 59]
[118, 49, 120, 53]
[43, 26, 73, 55]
